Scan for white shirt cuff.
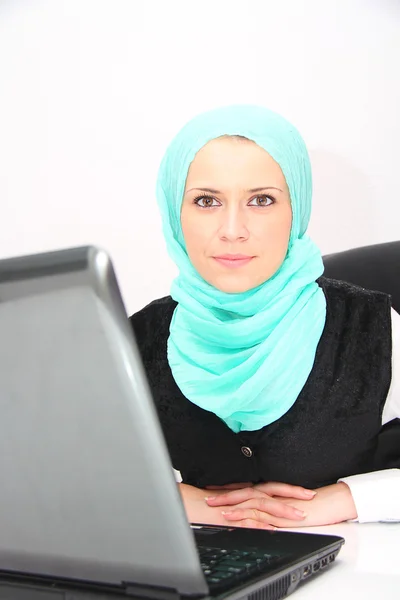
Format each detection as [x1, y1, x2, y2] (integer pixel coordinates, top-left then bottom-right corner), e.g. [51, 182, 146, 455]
[338, 469, 400, 523]
[173, 468, 183, 483]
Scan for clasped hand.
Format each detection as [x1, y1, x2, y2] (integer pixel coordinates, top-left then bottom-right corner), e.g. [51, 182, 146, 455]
[180, 480, 357, 529]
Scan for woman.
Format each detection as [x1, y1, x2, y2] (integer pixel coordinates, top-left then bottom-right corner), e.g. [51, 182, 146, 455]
[130, 105, 400, 530]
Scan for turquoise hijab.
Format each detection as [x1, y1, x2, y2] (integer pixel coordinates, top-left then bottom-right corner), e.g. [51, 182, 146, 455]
[156, 105, 326, 433]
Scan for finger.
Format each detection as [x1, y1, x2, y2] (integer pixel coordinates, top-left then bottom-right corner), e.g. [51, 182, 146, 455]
[256, 482, 317, 500]
[223, 498, 307, 521]
[222, 508, 279, 528]
[234, 518, 277, 531]
[205, 487, 262, 506]
[222, 509, 303, 530]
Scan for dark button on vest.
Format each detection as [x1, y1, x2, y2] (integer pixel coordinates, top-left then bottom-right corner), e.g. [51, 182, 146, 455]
[241, 446, 253, 458]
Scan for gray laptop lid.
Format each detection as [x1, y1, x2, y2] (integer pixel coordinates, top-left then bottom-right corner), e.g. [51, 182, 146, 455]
[0, 246, 208, 596]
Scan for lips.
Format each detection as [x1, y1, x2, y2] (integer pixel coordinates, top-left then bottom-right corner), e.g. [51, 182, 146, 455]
[213, 254, 254, 269]
[215, 254, 252, 260]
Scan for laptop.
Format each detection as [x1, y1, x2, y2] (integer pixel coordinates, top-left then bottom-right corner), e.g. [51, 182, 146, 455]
[0, 246, 344, 600]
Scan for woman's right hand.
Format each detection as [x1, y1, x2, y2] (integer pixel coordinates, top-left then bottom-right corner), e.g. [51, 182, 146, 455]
[179, 481, 316, 529]
[179, 483, 230, 526]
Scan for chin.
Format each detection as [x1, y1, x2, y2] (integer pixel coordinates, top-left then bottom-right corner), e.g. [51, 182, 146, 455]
[210, 277, 261, 294]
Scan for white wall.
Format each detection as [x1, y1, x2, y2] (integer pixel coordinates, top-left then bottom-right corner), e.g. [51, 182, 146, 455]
[0, 0, 399, 315]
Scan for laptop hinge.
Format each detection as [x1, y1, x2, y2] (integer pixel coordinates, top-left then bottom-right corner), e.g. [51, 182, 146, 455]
[124, 581, 181, 600]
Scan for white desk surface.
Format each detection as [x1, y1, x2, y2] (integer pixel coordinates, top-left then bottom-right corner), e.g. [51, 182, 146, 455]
[286, 522, 400, 599]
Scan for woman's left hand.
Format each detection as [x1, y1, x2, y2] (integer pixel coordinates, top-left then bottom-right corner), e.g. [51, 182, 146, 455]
[206, 482, 358, 528]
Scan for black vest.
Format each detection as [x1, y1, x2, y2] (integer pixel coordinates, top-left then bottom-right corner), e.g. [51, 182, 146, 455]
[130, 277, 396, 489]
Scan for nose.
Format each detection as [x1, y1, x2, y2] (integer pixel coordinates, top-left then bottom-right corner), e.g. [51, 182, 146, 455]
[218, 205, 249, 242]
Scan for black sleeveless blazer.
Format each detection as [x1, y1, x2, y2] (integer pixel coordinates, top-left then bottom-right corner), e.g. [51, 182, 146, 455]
[130, 277, 396, 489]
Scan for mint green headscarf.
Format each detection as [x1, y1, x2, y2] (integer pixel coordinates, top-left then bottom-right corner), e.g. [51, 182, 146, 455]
[156, 105, 326, 433]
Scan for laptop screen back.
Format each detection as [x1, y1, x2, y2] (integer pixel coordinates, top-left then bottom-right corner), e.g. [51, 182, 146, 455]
[0, 247, 207, 595]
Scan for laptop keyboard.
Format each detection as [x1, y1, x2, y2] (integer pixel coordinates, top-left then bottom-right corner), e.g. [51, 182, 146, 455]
[198, 546, 285, 593]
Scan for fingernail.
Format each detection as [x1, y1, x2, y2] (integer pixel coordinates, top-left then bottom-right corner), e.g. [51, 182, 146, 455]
[221, 511, 233, 517]
[295, 509, 308, 518]
[205, 496, 216, 502]
[304, 490, 317, 497]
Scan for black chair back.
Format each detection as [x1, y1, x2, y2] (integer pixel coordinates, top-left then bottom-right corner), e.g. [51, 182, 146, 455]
[322, 241, 400, 313]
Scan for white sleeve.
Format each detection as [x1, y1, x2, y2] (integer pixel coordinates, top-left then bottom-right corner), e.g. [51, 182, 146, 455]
[338, 308, 400, 523]
[382, 308, 400, 425]
[173, 468, 183, 483]
[339, 469, 400, 523]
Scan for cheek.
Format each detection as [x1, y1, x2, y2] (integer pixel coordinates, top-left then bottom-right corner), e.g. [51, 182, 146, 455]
[256, 211, 292, 247]
[181, 214, 212, 261]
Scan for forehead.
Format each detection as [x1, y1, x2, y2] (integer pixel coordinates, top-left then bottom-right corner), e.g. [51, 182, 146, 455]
[185, 136, 287, 188]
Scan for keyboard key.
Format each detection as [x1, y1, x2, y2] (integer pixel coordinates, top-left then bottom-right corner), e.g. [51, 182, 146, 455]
[218, 560, 252, 569]
[197, 545, 285, 593]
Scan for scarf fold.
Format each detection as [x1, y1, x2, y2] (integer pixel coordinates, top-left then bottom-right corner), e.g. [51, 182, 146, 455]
[156, 105, 326, 433]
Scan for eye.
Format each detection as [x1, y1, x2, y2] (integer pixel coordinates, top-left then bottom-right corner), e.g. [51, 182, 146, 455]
[248, 195, 275, 207]
[193, 195, 221, 208]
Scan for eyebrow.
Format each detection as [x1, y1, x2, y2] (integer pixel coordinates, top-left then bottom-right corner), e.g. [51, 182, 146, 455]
[186, 186, 283, 194]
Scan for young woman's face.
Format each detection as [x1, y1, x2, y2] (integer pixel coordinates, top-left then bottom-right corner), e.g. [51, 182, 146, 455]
[181, 136, 293, 293]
